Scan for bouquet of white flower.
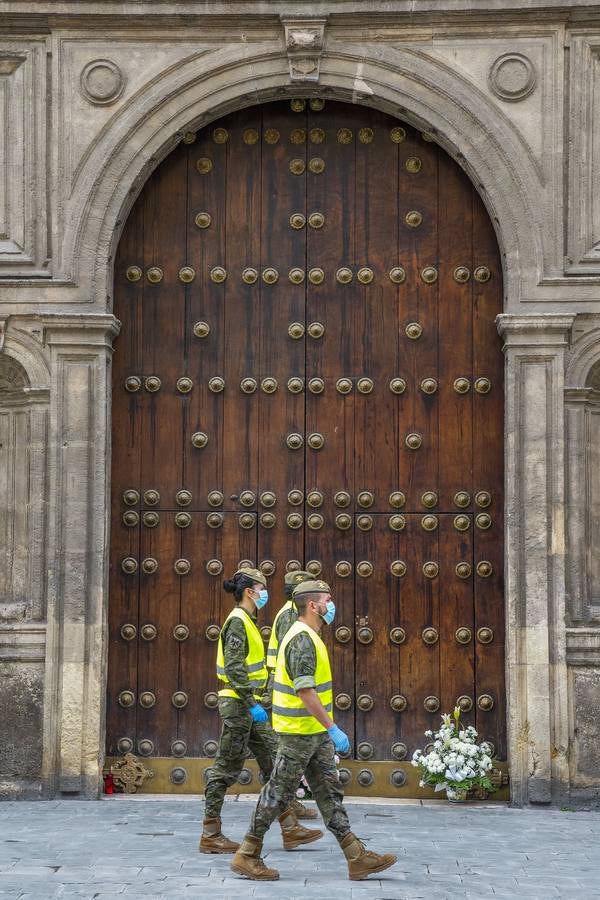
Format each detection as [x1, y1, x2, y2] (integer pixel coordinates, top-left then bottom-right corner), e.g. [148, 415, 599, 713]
[411, 707, 496, 801]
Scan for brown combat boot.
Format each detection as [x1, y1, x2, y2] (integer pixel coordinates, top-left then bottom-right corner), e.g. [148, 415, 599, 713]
[199, 817, 240, 854]
[291, 796, 319, 820]
[230, 834, 279, 881]
[340, 832, 398, 880]
[279, 807, 324, 850]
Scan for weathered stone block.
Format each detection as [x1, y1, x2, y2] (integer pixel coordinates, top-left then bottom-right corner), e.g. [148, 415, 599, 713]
[0, 660, 44, 798]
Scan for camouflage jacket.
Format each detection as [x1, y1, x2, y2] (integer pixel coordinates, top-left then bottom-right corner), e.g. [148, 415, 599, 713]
[284, 629, 318, 692]
[220, 608, 264, 710]
[275, 602, 299, 645]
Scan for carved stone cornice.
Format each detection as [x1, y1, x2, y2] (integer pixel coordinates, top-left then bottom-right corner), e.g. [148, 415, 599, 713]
[566, 628, 600, 665]
[496, 313, 575, 349]
[42, 314, 121, 349]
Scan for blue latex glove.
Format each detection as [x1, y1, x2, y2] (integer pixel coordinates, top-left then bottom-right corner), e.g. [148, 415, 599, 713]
[249, 703, 269, 723]
[328, 724, 350, 754]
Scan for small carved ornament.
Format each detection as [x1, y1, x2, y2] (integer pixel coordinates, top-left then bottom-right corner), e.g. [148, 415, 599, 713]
[110, 753, 153, 793]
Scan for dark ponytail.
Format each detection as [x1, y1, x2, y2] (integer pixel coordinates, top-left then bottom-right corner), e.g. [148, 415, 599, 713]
[223, 571, 255, 602]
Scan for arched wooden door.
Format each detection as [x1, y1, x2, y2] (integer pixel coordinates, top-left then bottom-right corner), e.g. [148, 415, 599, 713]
[107, 99, 505, 795]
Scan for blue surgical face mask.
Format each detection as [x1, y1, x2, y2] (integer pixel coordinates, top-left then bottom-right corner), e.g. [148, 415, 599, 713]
[254, 588, 269, 610]
[321, 600, 336, 625]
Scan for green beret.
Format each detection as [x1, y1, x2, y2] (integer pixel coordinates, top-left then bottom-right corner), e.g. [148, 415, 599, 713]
[235, 567, 267, 587]
[292, 579, 331, 597]
[284, 570, 312, 587]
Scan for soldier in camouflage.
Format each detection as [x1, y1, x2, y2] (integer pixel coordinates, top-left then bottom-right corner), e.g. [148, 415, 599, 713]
[231, 580, 397, 882]
[199, 568, 323, 855]
[264, 570, 319, 821]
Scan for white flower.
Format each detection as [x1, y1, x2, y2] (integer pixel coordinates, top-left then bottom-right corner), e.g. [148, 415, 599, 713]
[296, 787, 305, 799]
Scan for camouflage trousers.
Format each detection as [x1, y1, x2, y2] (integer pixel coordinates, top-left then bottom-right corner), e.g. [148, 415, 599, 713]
[204, 697, 279, 820]
[248, 731, 351, 842]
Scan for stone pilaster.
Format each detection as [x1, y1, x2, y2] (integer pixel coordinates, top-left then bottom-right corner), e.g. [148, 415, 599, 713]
[41, 315, 120, 798]
[497, 314, 574, 805]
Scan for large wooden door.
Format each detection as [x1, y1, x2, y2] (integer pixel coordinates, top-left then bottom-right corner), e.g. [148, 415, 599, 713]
[107, 100, 505, 795]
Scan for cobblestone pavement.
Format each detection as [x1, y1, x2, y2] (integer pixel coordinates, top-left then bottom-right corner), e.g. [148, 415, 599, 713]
[1, 796, 599, 900]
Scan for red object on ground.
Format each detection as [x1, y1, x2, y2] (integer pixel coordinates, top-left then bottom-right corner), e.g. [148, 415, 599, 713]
[103, 773, 115, 794]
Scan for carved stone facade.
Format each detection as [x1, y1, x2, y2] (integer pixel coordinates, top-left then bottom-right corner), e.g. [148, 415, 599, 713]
[1, 0, 600, 805]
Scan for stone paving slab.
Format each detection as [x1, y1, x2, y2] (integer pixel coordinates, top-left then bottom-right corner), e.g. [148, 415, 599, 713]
[1, 796, 600, 899]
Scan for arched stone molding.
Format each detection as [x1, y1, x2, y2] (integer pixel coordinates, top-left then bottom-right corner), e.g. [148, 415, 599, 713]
[62, 44, 544, 308]
[588, 361, 600, 391]
[0, 319, 51, 394]
[566, 322, 600, 389]
[0, 355, 29, 391]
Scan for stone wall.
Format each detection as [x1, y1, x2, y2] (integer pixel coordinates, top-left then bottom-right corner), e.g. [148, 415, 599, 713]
[1, 0, 600, 804]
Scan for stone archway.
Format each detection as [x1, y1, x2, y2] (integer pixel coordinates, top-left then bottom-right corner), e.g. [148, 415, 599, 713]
[63, 46, 543, 307]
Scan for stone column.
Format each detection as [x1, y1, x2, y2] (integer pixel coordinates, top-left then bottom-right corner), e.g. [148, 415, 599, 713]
[41, 314, 120, 798]
[497, 314, 574, 806]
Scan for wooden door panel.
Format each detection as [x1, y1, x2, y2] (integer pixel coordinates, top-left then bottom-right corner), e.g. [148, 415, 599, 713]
[437, 154, 474, 509]
[438, 515, 476, 728]
[304, 509, 355, 746]
[136, 514, 181, 758]
[185, 123, 228, 509]
[395, 514, 441, 755]
[305, 102, 357, 519]
[256, 520, 304, 638]
[353, 107, 402, 510]
[105, 518, 140, 756]
[257, 106, 306, 554]
[219, 109, 263, 511]
[179, 512, 257, 757]
[354, 514, 476, 761]
[139, 148, 187, 504]
[472, 193, 505, 758]
[109, 100, 506, 774]
[397, 130, 440, 511]
[354, 515, 401, 761]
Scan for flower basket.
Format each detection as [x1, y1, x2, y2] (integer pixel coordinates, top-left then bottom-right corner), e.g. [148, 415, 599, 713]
[411, 707, 497, 802]
[446, 784, 469, 803]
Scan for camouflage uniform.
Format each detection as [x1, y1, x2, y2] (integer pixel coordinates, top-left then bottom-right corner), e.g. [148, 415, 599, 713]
[204, 611, 279, 819]
[248, 630, 352, 842]
[262, 607, 298, 706]
[274, 603, 299, 645]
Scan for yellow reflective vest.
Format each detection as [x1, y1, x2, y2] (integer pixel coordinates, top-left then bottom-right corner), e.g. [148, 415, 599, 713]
[266, 599, 296, 670]
[216, 607, 268, 701]
[272, 620, 333, 734]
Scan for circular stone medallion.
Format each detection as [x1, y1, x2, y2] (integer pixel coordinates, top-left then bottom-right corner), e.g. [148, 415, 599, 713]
[489, 52, 537, 102]
[80, 59, 125, 105]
